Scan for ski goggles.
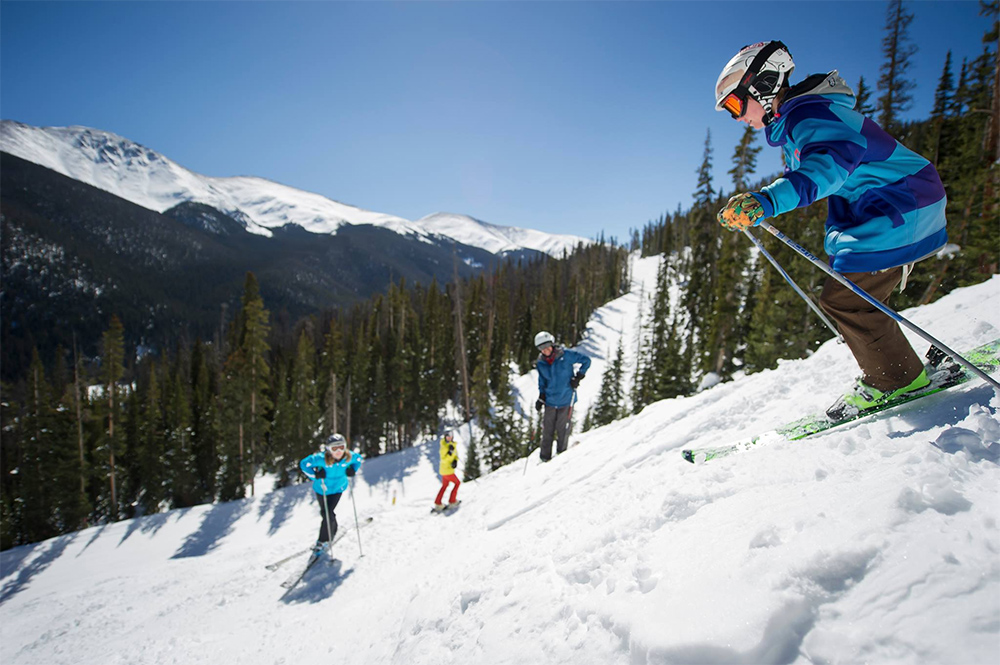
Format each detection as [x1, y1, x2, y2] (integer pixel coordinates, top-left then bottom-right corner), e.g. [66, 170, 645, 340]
[720, 90, 749, 119]
[536, 342, 553, 352]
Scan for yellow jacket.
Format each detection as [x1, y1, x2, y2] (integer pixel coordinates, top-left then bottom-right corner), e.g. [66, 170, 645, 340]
[439, 437, 459, 476]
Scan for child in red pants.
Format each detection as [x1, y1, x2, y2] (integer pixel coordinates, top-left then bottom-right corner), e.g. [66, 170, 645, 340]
[433, 432, 461, 511]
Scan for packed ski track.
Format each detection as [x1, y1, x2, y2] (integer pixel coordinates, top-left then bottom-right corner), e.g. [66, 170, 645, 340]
[3, 255, 999, 665]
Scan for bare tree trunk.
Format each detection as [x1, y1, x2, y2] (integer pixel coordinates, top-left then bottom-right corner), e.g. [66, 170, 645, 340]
[73, 335, 86, 500]
[453, 247, 471, 421]
[249, 369, 256, 497]
[108, 386, 117, 521]
[345, 376, 352, 445]
[238, 420, 245, 489]
[329, 372, 338, 433]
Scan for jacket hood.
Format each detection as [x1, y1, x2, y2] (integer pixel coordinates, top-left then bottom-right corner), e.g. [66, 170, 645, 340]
[784, 70, 855, 105]
[767, 71, 856, 145]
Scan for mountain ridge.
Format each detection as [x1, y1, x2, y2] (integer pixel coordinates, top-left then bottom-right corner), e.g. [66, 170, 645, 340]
[0, 119, 589, 256]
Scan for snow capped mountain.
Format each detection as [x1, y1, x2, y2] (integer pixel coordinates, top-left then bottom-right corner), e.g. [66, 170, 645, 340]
[417, 212, 586, 257]
[0, 120, 589, 256]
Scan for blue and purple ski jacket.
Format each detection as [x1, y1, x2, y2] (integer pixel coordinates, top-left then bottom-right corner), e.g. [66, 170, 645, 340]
[752, 72, 947, 273]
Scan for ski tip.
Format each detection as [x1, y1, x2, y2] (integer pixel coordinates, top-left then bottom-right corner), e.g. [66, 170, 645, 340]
[681, 450, 695, 464]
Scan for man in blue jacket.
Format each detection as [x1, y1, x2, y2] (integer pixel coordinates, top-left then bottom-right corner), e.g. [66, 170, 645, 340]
[534, 331, 591, 461]
[713, 41, 948, 421]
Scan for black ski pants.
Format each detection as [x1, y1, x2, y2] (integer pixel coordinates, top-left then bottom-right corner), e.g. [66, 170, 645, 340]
[540, 405, 572, 461]
[315, 492, 342, 543]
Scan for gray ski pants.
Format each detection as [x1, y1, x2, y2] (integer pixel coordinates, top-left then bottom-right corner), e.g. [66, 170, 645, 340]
[540, 405, 572, 461]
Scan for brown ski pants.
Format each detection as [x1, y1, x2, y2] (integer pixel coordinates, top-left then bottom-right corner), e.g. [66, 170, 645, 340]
[818, 267, 925, 392]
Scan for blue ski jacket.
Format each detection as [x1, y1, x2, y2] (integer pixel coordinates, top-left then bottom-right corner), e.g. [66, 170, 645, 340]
[753, 72, 947, 273]
[299, 451, 362, 495]
[536, 346, 591, 408]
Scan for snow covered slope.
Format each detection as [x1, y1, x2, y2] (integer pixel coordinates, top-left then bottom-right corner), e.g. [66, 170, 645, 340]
[0, 120, 589, 255]
[2, 259, 999, 665]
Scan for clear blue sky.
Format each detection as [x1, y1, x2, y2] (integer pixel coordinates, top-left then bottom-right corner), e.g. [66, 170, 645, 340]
[1, 1, 991, 243]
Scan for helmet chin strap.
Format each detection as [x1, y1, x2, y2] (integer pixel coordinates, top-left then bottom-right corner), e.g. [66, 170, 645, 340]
[761, 98, 778, 126]
[753, 88, 784, 126]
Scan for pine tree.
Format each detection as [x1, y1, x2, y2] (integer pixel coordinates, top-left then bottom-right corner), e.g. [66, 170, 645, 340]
[877, 0, 918, 136]
[320, 318, 348, 439]
[929, 50, 956, 166]
[217, 273, 272, 499]
[591, 340, 626, 427]
[704, 134, 759, 378]
[855, 75, 876, 117]
[271, 329, 322, 487]
[462, 435, 481, 481]
[164, 353, 196, 508]
[693, 129, 715, 207]
[99, 315, 125, 520]
[479, 353, 525, 471]
[237, 273, 272, 496]
[727, 126, 761, 192]
[137, 360, 166, 514]
[17, 350, 58, 542]
[190, 340, 218, 503]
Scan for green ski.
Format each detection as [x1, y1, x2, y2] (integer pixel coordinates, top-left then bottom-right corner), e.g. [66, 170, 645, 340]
[682, 338, 1000, 464]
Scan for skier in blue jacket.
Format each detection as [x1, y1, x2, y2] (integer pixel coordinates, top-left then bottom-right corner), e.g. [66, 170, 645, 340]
[713, 40, 949, 420]
[534, 331, 591, 461]
[299, 433, 362, 554]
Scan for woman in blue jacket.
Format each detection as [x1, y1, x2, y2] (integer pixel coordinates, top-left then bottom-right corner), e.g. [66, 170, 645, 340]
[299, 433, 362, 553]
[534, 331, 591, 461]
[713, 41, 948, 420]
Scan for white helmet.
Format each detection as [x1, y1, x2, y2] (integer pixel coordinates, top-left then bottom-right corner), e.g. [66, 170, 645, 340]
[715, 40, 794, 125]
[534, 331, 555, 350]
[323, 433, 347, 453]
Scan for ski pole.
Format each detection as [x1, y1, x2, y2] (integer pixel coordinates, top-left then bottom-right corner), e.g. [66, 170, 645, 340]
[319, 479, 335, 562]
[349, 477, 363, 557]
[563, 389, 577, 451]
[758, 220, 1000, 392]
[742, 228, 843, 342]
[523, 403, 539, 475]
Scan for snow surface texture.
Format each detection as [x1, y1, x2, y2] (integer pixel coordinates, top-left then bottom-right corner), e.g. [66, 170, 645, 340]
[3, 256, 999, 665]
[0, 120, 588, 256]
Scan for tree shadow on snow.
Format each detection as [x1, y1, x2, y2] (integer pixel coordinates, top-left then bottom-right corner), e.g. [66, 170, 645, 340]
[356, 438, 436, 504]
[0, 533, 78, 605]
[78, 523, 109, 556]
[279, 560, 355, 605]
[118, 509, 190, 546]
[171, 500, 251, 559]
[257, 481, 312, 536]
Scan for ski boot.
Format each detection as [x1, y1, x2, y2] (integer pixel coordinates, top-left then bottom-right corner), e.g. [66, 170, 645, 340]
[826, 369, 930, 422]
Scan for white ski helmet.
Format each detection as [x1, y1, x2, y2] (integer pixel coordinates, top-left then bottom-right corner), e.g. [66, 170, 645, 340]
[534, 331, 555, 350]
[715, 40, 794, 125]
[323, 433, 347, 453]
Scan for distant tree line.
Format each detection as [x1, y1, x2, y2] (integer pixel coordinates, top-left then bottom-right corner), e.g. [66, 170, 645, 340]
[1, 241, 629, 549]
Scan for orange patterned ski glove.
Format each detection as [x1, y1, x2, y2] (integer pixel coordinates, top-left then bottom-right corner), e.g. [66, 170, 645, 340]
[718, 192, 765, 231]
